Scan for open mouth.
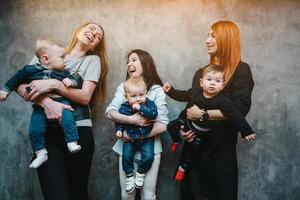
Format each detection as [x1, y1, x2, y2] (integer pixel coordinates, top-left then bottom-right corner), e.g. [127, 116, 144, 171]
[128, 67, 136, 73]
[84, 34, 93, 42]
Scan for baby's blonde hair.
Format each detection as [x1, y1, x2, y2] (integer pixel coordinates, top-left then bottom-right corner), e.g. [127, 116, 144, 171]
[124, 76, 147, 95]
[202, 64, 225, 78]
[35, 38, 56, 59]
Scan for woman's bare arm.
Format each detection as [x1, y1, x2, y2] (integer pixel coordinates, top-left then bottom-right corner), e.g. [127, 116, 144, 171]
[16, 83, 73, 120]
[186, 105, 225, 121]
[55, 80, 96, 105]
[118, 121, 167, 142]
[107, 110, 151, 126]
[147, 122, 167, 138]
[207, 109, 224, 120]
[26, 79, 97, 105]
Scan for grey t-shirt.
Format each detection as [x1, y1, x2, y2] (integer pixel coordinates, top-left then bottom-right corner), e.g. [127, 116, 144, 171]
[65, 55, 101, 83]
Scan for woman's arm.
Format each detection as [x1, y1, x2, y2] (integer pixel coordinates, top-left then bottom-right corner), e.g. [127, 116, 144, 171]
[26, 55, 101, 105]
[107, 110, 151, 126]
[26, 79, 96, 105]
[186, 105, 225, 121]
[147, 122, 167, 138]
[145, 86, 169, 138]
[14, 56, 74, 120]
[55, 80, 96, 105]
[107, 85, 169, 139]
[118, 121, 167, 140]
[106, 83, 151, 126]
[16, 83, 73, 120]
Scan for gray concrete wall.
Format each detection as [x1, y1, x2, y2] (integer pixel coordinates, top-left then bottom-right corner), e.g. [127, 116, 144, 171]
[0, 0, 299, 199]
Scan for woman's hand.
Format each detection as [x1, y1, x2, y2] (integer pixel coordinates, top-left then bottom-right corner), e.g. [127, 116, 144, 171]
[115, 130, 123, 138]
[26, 79, 62, 101]
[41, 99, 74, 122]
[180, 126, 196, 142]
[186, 104, 204, 121]
[130, 113, 152, 126]
[0, 90, 8, 101]
[119, 131, 131, 141]
[242, 133, 256, 141]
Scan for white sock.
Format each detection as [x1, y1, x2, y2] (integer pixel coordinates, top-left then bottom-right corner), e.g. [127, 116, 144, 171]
[178, 165, 185, 172]
[67, 141, 81, 153]
[29, 149, 48, 168]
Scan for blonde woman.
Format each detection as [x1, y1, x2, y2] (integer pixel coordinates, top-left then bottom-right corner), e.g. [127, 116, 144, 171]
[17, 22, 109, 200]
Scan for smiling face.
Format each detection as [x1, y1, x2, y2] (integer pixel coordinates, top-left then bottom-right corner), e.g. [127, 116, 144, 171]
[200, 70, 225, 98]
[127, 53, 143, 77]
[206, 29, 218, 56]
[77, 23, 103, 51]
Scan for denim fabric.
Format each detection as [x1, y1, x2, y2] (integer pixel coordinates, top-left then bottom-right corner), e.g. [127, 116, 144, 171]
[122, 138, 154, 174]
[115, 98, 157, 140]
[29, 98, 79, 152]
[29, 105, 47, 151]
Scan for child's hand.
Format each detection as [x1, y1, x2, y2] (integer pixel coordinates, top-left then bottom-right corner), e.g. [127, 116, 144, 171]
[62, 78, 73, 87]
[0, 90, 8, 101]
[242, 133, 256, 141]
[132, 103, 140, 111]
[162, 82, 172, 93]
[116, 130, 123, 138]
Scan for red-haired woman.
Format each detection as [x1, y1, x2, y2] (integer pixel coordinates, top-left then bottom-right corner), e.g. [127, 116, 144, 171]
[167, 21, 256, 200]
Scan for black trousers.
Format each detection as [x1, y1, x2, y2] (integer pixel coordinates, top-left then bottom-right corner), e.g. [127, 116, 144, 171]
[37, 126, 94, 200]
[181, 142, 238, 200]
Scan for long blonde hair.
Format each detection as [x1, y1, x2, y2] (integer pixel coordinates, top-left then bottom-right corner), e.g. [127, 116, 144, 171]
[66, 22, 109, 106]
[211, 20, 241, 84]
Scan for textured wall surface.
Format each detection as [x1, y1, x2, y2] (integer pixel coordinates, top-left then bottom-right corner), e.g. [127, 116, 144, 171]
[0, 0, 300, 199]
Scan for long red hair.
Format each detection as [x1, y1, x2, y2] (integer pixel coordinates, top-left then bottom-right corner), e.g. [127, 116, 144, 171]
[211, 20, 241, 84]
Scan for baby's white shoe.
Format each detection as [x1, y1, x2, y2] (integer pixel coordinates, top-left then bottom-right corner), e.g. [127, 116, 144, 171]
[67, 142, 81, 153]
[29, 149, 48, 168]
[135, 172, 145, 188]
[125, 175, 135, 193]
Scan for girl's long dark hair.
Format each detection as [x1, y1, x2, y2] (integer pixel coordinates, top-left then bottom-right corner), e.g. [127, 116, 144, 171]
[126, 49, 163, 90]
